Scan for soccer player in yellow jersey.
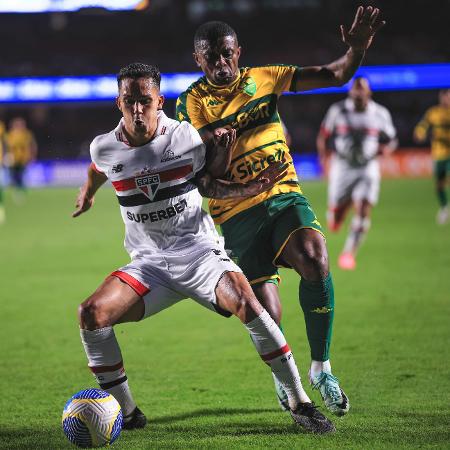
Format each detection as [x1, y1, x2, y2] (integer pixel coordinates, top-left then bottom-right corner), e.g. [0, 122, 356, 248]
[177, 6, 385, 416]
[5, 117, 37, 198]
[414, 89, 450, 224]
[0, 120, 6, 223]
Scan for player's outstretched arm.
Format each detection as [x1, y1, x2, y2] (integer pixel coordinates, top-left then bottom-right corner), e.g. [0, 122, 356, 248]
[72, 164, 108, 218]
[294, 6, 385, 91]
[194, 161, 288, 199]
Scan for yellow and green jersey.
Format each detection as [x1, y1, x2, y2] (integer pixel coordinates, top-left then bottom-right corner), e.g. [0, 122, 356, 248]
[414, 105, 450, 161]
[5, 128, 35, 166]
[176, 65, 302, 224]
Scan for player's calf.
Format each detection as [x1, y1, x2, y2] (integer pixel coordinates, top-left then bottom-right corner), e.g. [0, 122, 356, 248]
[78, 277, 146, 429]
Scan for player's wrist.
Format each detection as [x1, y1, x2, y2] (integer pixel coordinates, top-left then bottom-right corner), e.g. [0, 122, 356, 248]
[348, 46, 366, 57]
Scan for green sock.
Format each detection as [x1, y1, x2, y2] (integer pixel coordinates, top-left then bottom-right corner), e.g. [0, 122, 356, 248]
[437, 187, 447, 207]
[299, 273, 334, 361]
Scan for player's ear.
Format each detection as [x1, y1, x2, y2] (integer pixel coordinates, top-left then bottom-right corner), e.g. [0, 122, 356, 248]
[115, 96, 122, 112]
[193, 52, 201, 67]
[236, 46, 241, 58]
[157, 95, 165, 110]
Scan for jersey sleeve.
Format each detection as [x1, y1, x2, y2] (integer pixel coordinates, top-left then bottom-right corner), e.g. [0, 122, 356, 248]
[320, 104, 340, 138]
[176, 90, 209, 132]
[379, 107, 396, 141]
[264, 65, 302, 95]
[89, 136, 108, 175]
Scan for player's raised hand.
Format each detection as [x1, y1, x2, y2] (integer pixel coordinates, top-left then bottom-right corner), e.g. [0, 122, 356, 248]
[72, 186, 94, 218]
[341, 6, 385, 52]
[213, 127, 236, 151]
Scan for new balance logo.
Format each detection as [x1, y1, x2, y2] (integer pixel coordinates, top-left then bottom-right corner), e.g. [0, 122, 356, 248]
[112, 164, 124, 173]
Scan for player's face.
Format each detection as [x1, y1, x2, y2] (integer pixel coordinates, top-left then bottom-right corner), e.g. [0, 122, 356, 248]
[117, 77, 164, 139]
[350, 79, 371, 111]
[194, 36, 241, 86]
[439, 90, 450, 107]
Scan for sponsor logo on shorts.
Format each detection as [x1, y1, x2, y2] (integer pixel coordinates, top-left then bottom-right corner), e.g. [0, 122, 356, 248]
[126, 199, 188, 223]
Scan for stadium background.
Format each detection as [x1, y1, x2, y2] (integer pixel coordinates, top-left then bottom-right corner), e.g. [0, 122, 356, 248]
[0, 1, 449, 449]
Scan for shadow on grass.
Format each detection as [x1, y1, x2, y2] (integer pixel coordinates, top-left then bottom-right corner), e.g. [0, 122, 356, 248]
[150, 406, 279, 425]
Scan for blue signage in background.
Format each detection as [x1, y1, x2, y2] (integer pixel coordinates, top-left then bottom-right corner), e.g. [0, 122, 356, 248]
[0, 1, 148, 13]
[0, 64, 449, 103]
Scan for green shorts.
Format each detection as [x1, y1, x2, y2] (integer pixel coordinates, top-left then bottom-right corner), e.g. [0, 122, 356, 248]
[434, 158, 450, 180]
[220, 192, 324, 285]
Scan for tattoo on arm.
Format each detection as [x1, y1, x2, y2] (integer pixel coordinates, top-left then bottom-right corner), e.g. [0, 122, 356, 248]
[194, 172, 251, 199]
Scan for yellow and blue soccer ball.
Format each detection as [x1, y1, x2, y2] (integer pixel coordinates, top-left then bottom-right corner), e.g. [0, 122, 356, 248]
[62, 388, 123, 448]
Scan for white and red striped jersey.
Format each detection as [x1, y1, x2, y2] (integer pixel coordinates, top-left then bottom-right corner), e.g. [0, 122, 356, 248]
[90, 111, 219, 257]
[320, 98, 396, 167]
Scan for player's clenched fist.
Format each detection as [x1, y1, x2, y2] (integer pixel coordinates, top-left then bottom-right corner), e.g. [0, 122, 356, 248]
[213, 127, 236, 151]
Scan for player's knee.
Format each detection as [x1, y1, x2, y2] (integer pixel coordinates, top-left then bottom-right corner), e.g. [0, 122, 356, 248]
[294, 239, 329, 279]
[78, 299, 110, 330]
[231, 286, 261, 322]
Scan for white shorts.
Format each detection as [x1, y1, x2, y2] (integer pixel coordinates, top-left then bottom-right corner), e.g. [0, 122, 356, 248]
[328, 157, 380, 207]
[111, 239, 242, 319]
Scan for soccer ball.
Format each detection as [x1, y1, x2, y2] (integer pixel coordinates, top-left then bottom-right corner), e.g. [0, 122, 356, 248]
[62, 388, 123, 448]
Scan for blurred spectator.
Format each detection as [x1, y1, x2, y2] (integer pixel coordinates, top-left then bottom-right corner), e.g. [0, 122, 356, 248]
[5, 118, 37, 199]
[414, 89, 450, 224]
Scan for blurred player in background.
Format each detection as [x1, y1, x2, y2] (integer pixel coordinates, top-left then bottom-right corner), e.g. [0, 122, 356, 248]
[177, 5, 385, 416]
[317, 77, 397, 270]
[0, 119, 6, 223]
[73, 63, 336, 434]
[5, 117, 37, 201]
[414, 89, 450, 225]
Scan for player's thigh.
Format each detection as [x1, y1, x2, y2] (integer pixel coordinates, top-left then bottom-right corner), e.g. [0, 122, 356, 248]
[279, 227, 329, 280]
[328, 160, 356, 207]
[112, 259, 185, 321]
[352, 163, 380, 206]
[79, 276, 144, 329]
[171, 243, 257, 319]
[271, 194, 325, 269]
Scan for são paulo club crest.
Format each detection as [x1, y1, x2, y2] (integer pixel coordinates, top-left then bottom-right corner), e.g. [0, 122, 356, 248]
[135, 172, 160, 200]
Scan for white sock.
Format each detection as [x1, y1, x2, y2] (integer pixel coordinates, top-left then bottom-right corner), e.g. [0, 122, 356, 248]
[343, 215, 371, 254]
[80, 327, 136, 416]
[310, 359, 332, 379]
[245, 309, 311, 407]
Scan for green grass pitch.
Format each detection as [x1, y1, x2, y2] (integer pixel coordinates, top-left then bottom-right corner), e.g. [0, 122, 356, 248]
[0, 178, 449, 449]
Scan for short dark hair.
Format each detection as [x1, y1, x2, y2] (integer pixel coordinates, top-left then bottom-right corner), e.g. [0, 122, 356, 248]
[194, 21, 237, 51]
[117, 63, 161, 89]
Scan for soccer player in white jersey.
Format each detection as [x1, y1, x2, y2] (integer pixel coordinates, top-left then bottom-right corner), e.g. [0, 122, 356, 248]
[317, 77, 397, 270]
[72, 63, 336, 434]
